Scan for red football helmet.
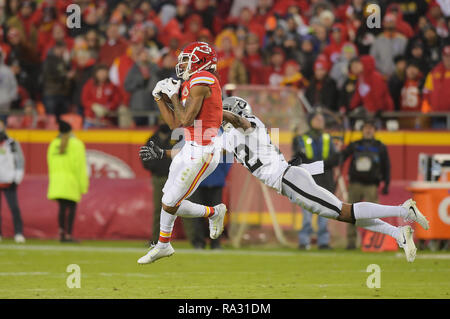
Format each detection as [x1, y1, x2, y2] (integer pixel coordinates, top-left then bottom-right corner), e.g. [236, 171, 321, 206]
[176, 41, 218, 81]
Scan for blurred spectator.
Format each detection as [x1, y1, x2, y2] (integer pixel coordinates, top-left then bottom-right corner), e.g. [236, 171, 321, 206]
[182, 14, 203, 45]
[85, 29, 101, 61]
[405, 39, 430, 76]
[388, 55, 408, 111]
[350, 55, 395, 112]
[193, 0, 216, 32]
[6, 0, 39, 48]
[266, 47, 286, 86]
[330, 42, 358, 90]
[0, 27, 12, 63]
[81, 64, 122, 128]
[338, 57, 360, 111]
[47, 120, 89, 242]
[292, 111, 338, 250]
[124, 48, 160, 126]
[305, 57, 338, 111]
[338, 118, 390, 249]
[7, 27, 39, 100]
[297, 35, 319, 80]
[0, 47, 18, 123]
[386, 3, 415, 38]
[183, 155, 231, 250]
[422, 45, 450, 127]
[98, 23, 128, 67]
[323, 23, 349, 64]
[400, 61, 423, 112]
[38, 23, 74, 62]
[280, 60, 308, 89]
[242, 33, 267, 84]
[71, 43, 97, 116]
[215, 29, 238, 86]
[0, 119, 25, 243]
[228, 46, 248, 84]
[421, 25, 442, 68]
[42, 41, 73, 119]
[370, 13, 408, 77]
[109, 31, 145, 107]
[142, 124, 173, 244]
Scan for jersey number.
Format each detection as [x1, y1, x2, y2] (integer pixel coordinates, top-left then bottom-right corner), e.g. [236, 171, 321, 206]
[235, 145, 263, 173]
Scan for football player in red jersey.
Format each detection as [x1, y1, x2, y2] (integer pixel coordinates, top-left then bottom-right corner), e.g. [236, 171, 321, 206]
[138, 42, 227, 264]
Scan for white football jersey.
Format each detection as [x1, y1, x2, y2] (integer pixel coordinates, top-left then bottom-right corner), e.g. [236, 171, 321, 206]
[222, 114, 289, 193]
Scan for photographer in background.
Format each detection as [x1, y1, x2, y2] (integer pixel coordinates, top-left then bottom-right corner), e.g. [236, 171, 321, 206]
[339, 118, 391, 250]
[0, 119, 25, 243]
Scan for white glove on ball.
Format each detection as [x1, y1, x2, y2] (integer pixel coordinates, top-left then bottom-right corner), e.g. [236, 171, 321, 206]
[152, 79, 169, 99]
[161, 78, 181, 99]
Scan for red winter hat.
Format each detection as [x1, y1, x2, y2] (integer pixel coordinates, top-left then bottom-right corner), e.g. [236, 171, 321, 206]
[314, 56, 330, 71]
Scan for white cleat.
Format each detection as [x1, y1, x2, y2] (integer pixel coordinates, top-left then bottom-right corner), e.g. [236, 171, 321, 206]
[209, 203, 227, 240]
[137, 243, 175, 265]
[14, 234, 25, 244]
[397, 226, 417, 263]
[402, 199, 429, 230]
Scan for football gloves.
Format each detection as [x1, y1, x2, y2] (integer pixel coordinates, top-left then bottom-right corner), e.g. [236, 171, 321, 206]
[161, 78, 181, 99]
[139, 141, 164, 161]
[152, 79, 168, 100]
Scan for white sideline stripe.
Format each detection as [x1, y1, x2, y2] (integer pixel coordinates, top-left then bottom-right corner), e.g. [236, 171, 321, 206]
[0, 245, 449, 259]
[0, 272, 49, 276]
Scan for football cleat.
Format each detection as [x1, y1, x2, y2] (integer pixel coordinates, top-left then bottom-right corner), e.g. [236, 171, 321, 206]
[137, 243, 175, 265]
[402, 199, 429, 230]
[209, 203, 227, 240]
[397, 226, 417, 263]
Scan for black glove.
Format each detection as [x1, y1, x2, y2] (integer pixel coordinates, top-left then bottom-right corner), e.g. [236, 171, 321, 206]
[139, 141, 164, 162]
[381, 183, 389, 195]
[288, 155, 302, 166]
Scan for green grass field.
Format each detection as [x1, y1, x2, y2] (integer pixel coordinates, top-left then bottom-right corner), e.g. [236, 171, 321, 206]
[0, 239, 449, 299]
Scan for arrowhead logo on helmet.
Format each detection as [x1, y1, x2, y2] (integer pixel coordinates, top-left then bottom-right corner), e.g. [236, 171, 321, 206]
[175, 41, 218, 81]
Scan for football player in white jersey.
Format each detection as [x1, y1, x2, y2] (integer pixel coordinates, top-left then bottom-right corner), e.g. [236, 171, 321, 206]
[220, 96, 429, 262]
[143, 96, 430, 262]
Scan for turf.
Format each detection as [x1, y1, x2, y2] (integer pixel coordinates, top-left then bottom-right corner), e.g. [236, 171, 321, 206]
[0, 239, 449, 299]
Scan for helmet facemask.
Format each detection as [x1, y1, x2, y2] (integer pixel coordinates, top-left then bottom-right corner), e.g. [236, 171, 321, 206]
[175, 45, 216, 81]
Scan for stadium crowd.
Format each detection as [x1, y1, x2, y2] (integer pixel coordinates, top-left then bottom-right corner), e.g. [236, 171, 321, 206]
[1, 0, 450, 129]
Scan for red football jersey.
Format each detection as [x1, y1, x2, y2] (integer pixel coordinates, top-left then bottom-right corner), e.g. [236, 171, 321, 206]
[181, 71, 222, 145]
[400, 79, 421, 112]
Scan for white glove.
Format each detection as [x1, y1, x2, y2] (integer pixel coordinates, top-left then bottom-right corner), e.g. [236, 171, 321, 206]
[152, 79, 169, 99]
[161, 78, 181, 99]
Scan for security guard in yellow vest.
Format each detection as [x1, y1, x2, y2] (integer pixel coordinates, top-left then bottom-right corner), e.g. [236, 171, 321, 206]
[292, 111, 338, 250]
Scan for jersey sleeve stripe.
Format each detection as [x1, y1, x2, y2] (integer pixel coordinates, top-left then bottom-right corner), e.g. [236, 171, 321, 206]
[190, 77, 215, 87]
